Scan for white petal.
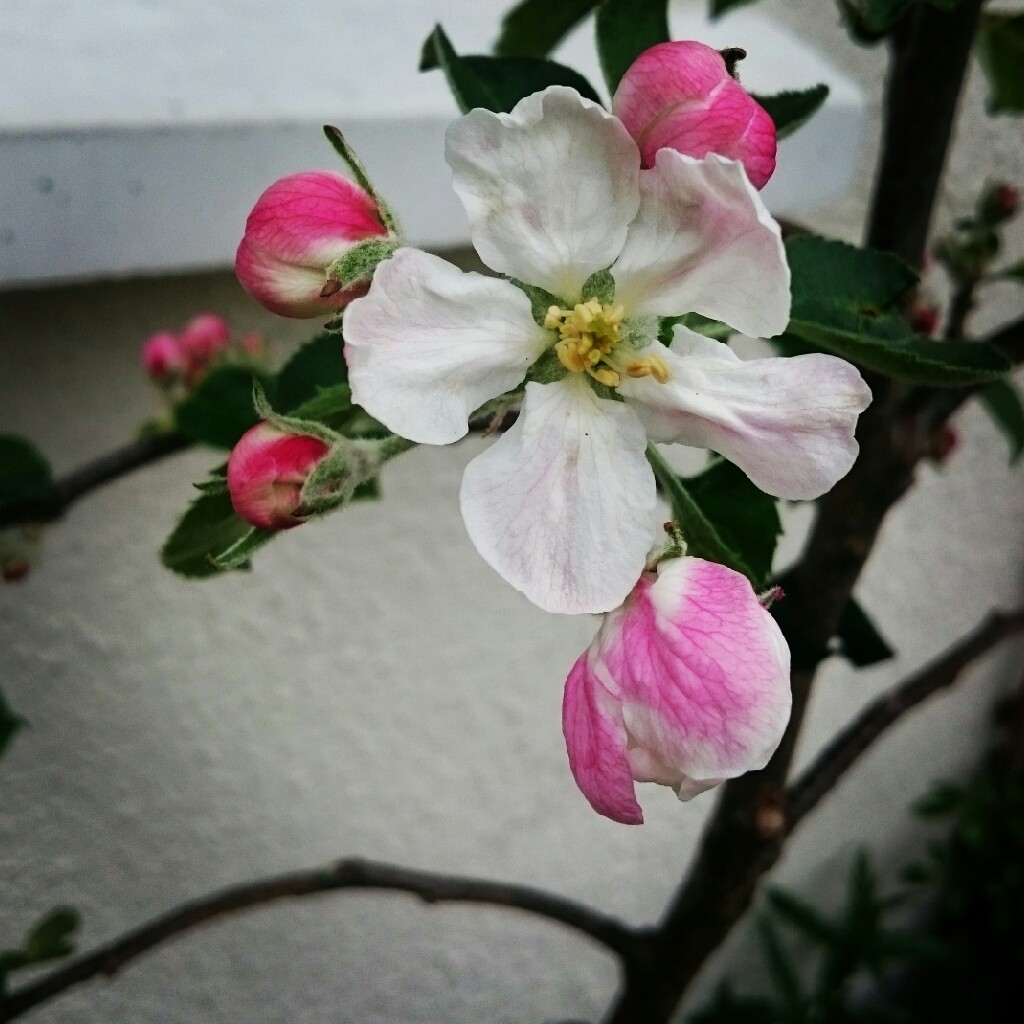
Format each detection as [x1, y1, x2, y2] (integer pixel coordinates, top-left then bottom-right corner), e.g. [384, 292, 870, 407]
[445, 87, 641, 301]
[619, 327, 872, 500]
[460, 377, 657, 614]
[611, 153, 790, 338]
[345, 248, 550, 445]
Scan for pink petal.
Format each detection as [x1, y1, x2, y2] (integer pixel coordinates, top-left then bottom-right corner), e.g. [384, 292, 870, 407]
[613, 41, 776, 190]
[562, 557, 791, 823]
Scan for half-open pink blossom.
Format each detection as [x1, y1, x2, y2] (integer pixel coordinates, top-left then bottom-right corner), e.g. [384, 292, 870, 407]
[236, 171, 389, 319]
[227, 423, 331, 530]
[613, 41, 776, 189]
[562, 556, 791, 824]
[141, 331, 185, 383]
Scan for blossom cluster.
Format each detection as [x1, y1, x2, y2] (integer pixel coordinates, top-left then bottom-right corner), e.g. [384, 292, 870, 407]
[141, 313, 265, 390]
[227, 42, 871, 823]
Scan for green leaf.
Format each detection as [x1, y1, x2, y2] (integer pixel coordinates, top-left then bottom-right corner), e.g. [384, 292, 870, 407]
[289, 382, 387, 437]
[787, 236, 1011, 385]
[209, 527, 276, 571]
[0, 435, 53, 512]
[160, 491, 255, 579]
[997, 258, 1024, 283]
[1, 907, 81, 982]
[768, 888, 839, 945]
[495, 0, 601, 57]
[835, 597, 895, 667]
[788, 235, 918, 311]
[709, 0, 760, 18]
[756, 918, 804, 1014]
[838, 0, 911, 42]
[752, 84, 829, 141]
[596, 0, 670, 92]
[976, 13, 1024, 115]
[978, 379, 1024, 463]
[685, 459, 781, 587]
[175, 368, 275, 450]
[275, 333, 348, 413]
[648, 446, 758, 582]
[0, 687, 25, 760]
[659, 313, 733, 344]
[422, 25, 601, 114]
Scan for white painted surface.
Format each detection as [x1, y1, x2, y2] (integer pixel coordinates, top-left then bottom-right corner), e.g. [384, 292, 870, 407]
[2, 2, 1023, 1023]
[0, 1, 865, 285]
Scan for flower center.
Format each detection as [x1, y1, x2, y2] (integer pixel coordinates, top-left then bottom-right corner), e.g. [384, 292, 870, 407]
[544, 300, 671, 388]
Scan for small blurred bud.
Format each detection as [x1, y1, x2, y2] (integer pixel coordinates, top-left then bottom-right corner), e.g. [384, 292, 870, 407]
[227, 423, 331, 530]
[2, 559, 30, 583]
[180, 313, 231, 372]
[979, 182, 1020, 226]
[235, 171, 390, 319]
[910, 303, 941, 337]
[930, 424, 960, 465]
[239, 332, 265, 357]
[141, 331, 185, 383]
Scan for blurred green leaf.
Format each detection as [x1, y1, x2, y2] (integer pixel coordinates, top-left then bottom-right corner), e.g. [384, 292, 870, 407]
[686, 459, 781, 587]
[0, 436, 53, 513]
[976, 13, 1024, 115]
[648, 447, 760, 582]
[421, 25, 601, 114]
[977, 379, 1024, 463]
[709, 0, 760, 17]
[0, 906, 80, 987]
[494, 0, 600, 57]
[596, 0, 669, 92]
[275, 333, 348, 413]
[756, 918, 804, 1016]
[160, 491, 254, 579]
[175, 368, 275, 450]
[209, 526, 276, 571]
[767, 888, 839, 945]
[835, 598, 895, 667]
[752, 85, 829, 141]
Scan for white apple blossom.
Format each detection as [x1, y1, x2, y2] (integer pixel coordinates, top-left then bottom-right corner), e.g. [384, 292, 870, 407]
[344, 87, 871, 615]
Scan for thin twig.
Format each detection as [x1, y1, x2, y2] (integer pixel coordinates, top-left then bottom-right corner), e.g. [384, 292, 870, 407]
[0, 858, 640, 1022]
[787, 607, 1024, 824]
[0, 433, 192, 528]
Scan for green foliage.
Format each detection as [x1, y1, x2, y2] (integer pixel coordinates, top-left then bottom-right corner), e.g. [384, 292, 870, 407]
[209, 526, 276, 571]
[839, 0, 911, 42]
[998, 256, 1024, 283]
[0, 435, 53, 513]
[421, 25, 601, 114]
[175, 367, 276, 449]
[835, 598, 895, 667]
[160, 490, 255, 579]
[648, 446, 780, 586]
[685, 459, 782, 587]
[977, 379, 1024, 463]
[786, 236, 1010, 385]
[275, 333, 349, 413]
[0, 907, 80, 996]
[752, 85, 829, 141]
[659, 313, 734, 343]
[595, 0, 669, 92]
[0, 687, 25, 761]
[976, 12, 1024, 115]
[494, 0, 601, 57]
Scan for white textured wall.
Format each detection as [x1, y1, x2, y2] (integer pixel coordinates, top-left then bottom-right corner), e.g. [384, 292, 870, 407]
[2, 2, 1023, 1022]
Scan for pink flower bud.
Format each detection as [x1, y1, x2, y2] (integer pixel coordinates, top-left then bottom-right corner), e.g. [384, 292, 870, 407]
[239, 332, 265, 356]
[613, 41, 777, 189]
[180, 313, 231, 367]
[141, 331, 185, 383]
[996, 184, 1019, 216]
[227, 423, 332, 530]
[235, 171, 389, 319]
[930, 424, 959, 465]
[910, 303, 940, 337]
[562, 556, 791, 824]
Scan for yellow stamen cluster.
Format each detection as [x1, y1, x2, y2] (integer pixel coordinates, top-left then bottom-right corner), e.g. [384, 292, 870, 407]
[544, 300, 671, 387]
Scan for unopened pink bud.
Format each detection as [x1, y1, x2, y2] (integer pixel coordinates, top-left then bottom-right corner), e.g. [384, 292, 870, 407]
[2, 560, 30, 583]
[996, 184, 1019, 216]
[235, 171, 389, 319]
[910, 303, 940, 337]
[141, 331, 185, 383]
[930, 424, 959, 464]
[613, 41, 777, 189]
[227, 423, 331, 530]
[180, 313, 231, 368]
[239, 332, 265, 356]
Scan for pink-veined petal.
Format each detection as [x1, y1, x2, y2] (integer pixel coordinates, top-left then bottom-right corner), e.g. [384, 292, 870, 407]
[345, 249, 550, 445]
[563, 556, 791, 822]
[619, 328, 872, 500]
[460, 377, 657, 614]
[611, 152, 790, 338]
[446, 86, 641, 301]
